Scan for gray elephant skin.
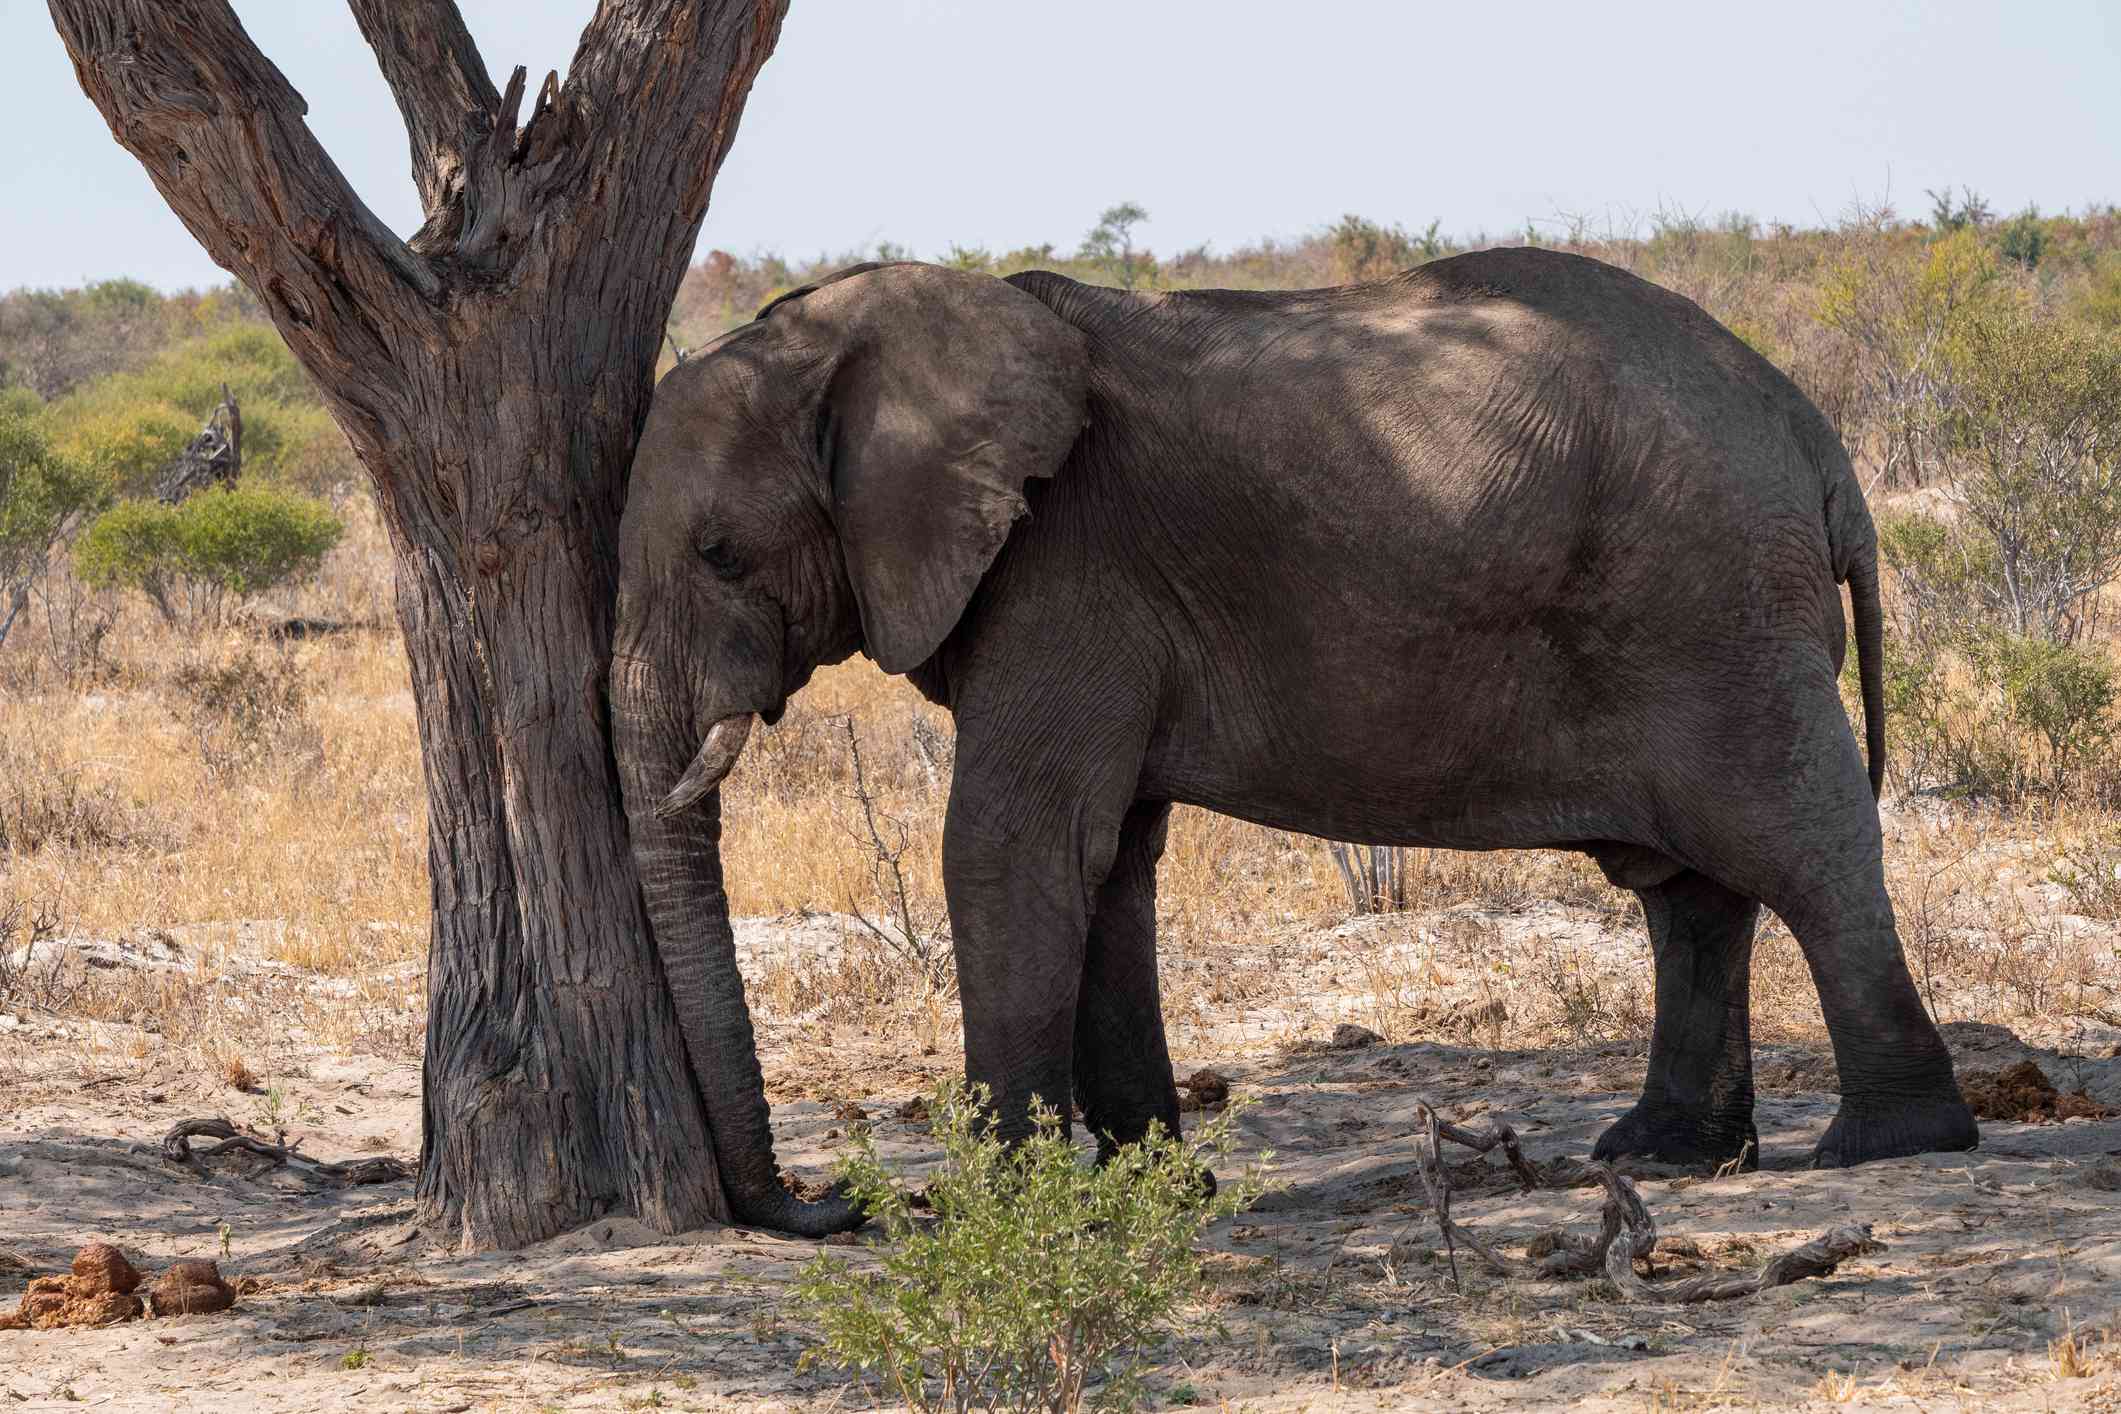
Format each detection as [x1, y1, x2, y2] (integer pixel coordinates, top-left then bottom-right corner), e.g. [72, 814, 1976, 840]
[609, 248, 1978, 1236]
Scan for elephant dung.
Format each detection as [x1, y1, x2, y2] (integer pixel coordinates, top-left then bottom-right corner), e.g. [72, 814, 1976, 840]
[1179, 1069, 1232, 1110]
[1960, 1060, 2113, 1124]
[148, 1260, 239, 1317]
[0, 1243, 146, 1330]
[72, 1242, 141, 1294]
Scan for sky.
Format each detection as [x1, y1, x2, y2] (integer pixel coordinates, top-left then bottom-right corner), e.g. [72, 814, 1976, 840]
[2, 0, 2117, 292]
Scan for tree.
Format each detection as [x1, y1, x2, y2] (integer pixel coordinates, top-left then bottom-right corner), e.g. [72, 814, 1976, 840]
[0, 407, 103, 648]
[1942, 309, 2121, 643]
[47, 0, 789, 1247]
[1080, 201, 1154, 289]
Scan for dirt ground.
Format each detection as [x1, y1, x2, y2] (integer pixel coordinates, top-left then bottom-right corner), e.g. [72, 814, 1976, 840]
[4, 910, 2121, 1412]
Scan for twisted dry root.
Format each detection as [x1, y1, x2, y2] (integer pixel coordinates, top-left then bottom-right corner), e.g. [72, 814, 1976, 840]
[162, 1117, 411, 1186]
[1409, 1101, 1883, 1302]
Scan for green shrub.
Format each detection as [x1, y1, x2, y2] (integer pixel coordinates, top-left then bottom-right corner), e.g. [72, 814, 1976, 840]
[2051, 825, 2121, 921]
[74, 485, 342, 627]
[1938, 310, 2121, 643]
[0, 409, 106, 646]
[1996, 207, 2047, 270]
[1879, 623, 2115, 801]
[1878, 511, 2003, 642]
[794, 1082, 1267, 1414]
[43, 323, 355, 496]
[1970, 630, 2116, 792]
[1816, 226, 2010, 486]
[2079, 254, 2121, 332]
[1327, 214, 1443, 282]
[47, 396, 197, 496]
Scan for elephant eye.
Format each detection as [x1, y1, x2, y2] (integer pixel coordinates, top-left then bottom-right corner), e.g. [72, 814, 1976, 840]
[698, 535, 744, 581]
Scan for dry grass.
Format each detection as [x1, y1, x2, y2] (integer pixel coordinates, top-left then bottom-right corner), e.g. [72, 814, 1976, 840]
[0, 394, 2114, 1100]
[1, 528, 2114, 1077]
[1, 499, 426, 1066]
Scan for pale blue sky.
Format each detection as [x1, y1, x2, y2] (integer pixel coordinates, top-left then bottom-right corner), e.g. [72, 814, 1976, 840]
[3, 0, 2117, 291]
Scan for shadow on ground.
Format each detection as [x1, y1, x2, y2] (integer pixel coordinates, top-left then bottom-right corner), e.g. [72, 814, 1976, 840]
[3, 1024, 2119, 1409]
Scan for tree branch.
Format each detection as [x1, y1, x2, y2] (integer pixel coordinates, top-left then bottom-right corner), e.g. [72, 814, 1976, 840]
[561, 0, 790, 253]
[46, 0, 437, 456]
[346, 0, 502, 216]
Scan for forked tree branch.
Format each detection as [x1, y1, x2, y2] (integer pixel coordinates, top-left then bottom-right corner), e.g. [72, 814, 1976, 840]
[561, 0, 791, 246]
[46, 0, 438, 456]
[346, 0, 502, 215]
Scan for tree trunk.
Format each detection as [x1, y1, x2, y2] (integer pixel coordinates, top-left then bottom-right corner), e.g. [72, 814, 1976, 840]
[49, 0, 790, 1247]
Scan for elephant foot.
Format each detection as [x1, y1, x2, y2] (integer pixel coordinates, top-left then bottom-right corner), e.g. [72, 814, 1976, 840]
[744, 1178, 868, 1237]
[1812, 1097, 1978, 1168]
[1092, 1134, 1219, 1199]
[1592, 1103, 1758, 1170]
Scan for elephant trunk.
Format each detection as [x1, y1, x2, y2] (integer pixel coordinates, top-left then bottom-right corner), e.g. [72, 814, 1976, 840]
[610, 655, 863, 1237]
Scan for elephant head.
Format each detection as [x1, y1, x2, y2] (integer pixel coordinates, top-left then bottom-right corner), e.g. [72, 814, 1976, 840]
[610, 263, 1089, 1233]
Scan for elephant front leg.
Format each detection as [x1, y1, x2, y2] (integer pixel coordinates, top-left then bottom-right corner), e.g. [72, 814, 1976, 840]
[1593, 870, 1762, 1168]
[1073, 802, 1182, 1158]
[942, 796, 1109, 1142]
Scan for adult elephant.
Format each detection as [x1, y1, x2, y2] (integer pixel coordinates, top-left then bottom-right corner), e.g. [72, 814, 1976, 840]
[610, 249, 1977, 1236]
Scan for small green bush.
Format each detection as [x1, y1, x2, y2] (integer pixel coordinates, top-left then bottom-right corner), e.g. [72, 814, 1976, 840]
[0, 409, 106, 645]
[1937, 310, 2121, 644]
[47, 398, 197, 496]
[1996, 207, 2047, 270]
[1971, 630, 2116, 792]
[2080, 254, 2121, 332]
[1878, 512, 2003, 642]
[1327, 214, 1443, 282]
[1878, 623, 2114, 801]
[794, 1082, 1267, 1414]
[43, 323, 356, 496]
[74, 485, 342, 627]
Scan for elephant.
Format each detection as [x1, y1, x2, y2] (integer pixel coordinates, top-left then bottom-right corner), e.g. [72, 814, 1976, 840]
[609, 248, 1979, 1236]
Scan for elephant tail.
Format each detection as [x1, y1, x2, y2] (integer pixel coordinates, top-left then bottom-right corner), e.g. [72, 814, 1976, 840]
[1848, 548, 1887, 800]
[1812, 403, 1885, 800]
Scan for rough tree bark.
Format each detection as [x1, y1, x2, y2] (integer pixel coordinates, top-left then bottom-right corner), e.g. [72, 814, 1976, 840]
[47, 0, 790, 1247]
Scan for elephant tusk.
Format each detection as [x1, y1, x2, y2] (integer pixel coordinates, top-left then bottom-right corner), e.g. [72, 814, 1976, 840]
[655, 713, 754, 818]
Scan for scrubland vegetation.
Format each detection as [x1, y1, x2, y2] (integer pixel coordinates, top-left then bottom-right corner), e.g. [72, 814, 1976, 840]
[5, 194, 2118, 1057]
[4, 195, 2121, 1408]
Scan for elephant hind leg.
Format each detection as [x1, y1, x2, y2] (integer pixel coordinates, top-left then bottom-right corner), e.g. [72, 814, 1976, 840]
[1769, 863, 1977, 1167]
[1592, 869, 1761, 1168]
[1657, 671, 1975, 1168]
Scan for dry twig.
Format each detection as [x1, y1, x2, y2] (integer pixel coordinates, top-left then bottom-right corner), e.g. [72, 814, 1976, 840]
[1409, 1099, 1883, 1303]
[161, 1117, 411, 1187]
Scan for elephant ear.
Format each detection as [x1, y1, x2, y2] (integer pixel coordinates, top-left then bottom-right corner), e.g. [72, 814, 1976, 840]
[780, 265, 1088, 674]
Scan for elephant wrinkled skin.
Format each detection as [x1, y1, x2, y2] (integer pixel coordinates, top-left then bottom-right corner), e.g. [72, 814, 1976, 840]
[609, 250, 1977, 1233]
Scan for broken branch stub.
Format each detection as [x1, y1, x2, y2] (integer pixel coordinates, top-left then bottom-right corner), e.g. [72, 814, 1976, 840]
[152, 386, 241, 505]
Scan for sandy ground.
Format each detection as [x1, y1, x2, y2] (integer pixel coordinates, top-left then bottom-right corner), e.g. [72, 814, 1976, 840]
[4, 912, 2121, 1411]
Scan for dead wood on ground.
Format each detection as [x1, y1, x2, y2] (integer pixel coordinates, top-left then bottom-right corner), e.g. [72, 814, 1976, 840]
[1410, 1100, 1884, 1302]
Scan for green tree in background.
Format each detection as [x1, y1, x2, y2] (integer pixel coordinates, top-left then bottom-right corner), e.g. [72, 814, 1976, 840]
[0, 408, 104, 647]
[1081, 201, 1154, 289]
[74, 485, 342, 629]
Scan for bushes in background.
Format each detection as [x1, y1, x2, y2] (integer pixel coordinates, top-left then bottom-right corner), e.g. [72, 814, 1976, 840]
[1872, 308, 2121, 801]
[43, 324, 352, 497]
[74, 485, 342, 628]
[0, 408, 104, 647]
